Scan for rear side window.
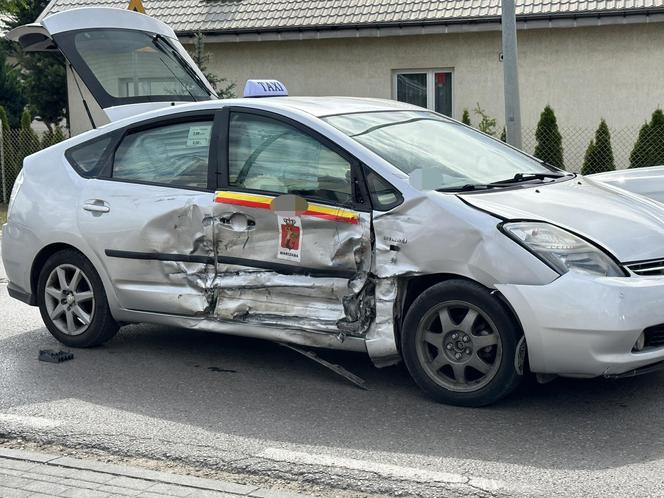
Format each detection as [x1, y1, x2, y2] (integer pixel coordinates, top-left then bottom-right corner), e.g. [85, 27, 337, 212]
[67, 136, 113, 176]
[112, 120, 212, 189]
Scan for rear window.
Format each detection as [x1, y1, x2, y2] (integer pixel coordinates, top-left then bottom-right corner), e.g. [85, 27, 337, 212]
[73, 30, 209, 100]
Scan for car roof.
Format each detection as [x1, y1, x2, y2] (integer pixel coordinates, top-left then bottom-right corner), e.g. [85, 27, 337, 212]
[249, 96, 422, 117]
[147, 96, 422, 119]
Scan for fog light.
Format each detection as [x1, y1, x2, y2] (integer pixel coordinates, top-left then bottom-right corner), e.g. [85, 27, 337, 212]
[633, 332, 646, 352]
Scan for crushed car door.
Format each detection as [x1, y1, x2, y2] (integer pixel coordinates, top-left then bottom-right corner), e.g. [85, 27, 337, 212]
[6, 8, 216, 133]
[209, 108, 374, 336]
[75, 111, 220, 316]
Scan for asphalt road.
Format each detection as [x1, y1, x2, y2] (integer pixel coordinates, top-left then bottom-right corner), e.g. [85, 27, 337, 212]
[2, 245, 664, 497]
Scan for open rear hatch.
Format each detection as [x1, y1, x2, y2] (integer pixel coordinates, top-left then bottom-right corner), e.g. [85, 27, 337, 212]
[7, 7, 217, 134]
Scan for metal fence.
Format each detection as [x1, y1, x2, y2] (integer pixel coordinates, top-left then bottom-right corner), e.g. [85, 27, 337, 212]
[522, 126, 664, 174]
[1, 124, 663, 204]
[0, 127, 67, 204]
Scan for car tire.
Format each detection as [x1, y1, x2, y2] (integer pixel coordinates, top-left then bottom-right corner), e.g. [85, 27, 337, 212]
[401, 279, 522, 407]
[37, 249, 119, 348]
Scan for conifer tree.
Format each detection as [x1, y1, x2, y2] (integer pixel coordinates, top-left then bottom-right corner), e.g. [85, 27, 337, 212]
[630, 109, 664, 168]
[581, 119, 614, 175]
[533, 105, 564, 170]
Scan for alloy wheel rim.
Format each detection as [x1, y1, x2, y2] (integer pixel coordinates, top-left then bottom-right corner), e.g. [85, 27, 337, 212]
[44, 264, 95, 336]
[415, 300, 502, 393]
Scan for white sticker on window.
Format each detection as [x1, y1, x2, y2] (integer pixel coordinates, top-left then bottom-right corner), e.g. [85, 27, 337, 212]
[186, 125, 211, 147]
[277, 215, 302, 262]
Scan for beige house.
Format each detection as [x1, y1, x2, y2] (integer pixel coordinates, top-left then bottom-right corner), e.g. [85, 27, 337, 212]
[40, 0, 664, 168]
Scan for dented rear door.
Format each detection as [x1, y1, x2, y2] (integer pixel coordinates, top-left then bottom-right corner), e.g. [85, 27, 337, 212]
[209, 108, 374, 335]
[76, 111, 220, 316]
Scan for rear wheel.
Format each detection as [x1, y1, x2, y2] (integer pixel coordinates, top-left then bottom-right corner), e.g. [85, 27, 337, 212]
[402, 280, 522, 406]
[37, 250, 119, 347]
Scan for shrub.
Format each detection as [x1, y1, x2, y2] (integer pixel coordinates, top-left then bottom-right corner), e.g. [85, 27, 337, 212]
[473, 103, 497, 136]
[461, 109, 471, 126]
[533, 105, 564, 170]
[41, 125, 66, 149]
[18, 109, 40, 160]
[581, 119, 615, 175]
[629, 109, 664, 168]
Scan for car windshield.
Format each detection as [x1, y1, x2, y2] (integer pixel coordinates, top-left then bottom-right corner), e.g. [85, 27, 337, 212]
[324, 110, 563, 191]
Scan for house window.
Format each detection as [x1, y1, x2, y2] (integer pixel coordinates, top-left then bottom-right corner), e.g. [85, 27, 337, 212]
[393, 70, 453, 117]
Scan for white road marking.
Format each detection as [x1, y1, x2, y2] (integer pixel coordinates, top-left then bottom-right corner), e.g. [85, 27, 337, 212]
[258, 447, 506, 490]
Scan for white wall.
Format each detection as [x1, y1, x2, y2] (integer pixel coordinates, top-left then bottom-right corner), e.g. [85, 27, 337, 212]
[206, 22, 664, 169]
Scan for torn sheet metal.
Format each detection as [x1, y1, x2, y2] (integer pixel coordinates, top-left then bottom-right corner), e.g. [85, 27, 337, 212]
[209, 191, 374, 336]
[280, 343, 368, 390]
[364, 277, 401, 367]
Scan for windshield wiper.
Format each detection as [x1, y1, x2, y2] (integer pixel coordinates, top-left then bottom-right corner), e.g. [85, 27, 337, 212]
[437, 184, 502, 192]
[436, 172, 571, 192]
[488, 172, 569, 186]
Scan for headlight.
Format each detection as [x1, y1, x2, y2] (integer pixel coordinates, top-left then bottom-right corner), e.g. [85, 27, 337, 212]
[501, 221, 625, 277]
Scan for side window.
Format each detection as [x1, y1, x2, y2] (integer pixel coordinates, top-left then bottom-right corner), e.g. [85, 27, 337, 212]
[228, 112, 353, 205]
[67, 136, 113, 176]
[365, 168, 403, 211]
[112, 119, 212, 189]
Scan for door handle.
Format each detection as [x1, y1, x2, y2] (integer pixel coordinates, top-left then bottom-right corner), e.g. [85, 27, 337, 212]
[82, 201, 110, 214]
[219, 212, 255, 231]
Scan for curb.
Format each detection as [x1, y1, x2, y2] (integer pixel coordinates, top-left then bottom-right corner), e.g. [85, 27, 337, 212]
[0, 447, 311, 498]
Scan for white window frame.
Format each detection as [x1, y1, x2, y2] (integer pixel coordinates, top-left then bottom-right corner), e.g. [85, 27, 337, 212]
[391, 68, 454, 116]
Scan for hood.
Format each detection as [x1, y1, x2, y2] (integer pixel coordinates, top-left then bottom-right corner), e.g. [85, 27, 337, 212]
[7, 8, 217, 134]
[460, 177, 664, 263]
[590, 165, 664, 204]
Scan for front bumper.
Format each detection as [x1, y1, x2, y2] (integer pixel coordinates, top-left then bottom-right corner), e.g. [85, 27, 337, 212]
[497, 273, 664, 377]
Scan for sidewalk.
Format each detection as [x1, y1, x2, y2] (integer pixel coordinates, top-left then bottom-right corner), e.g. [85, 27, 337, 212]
[0, 448, 309, 498]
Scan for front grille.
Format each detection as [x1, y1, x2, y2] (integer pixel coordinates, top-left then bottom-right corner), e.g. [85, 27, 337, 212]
[644, 325, 664, 349]
[625, 259, 664, 276]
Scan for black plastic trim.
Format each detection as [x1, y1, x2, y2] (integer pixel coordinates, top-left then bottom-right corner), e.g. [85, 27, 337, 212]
[605, 360, 664, 379]
[7, 282, 36, 306]
[104, 249, 356, 279]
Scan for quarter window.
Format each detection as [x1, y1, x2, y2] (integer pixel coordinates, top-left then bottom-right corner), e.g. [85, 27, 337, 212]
[67, 136, 113, 175]
[112, 119, 212, 189]
[228, 113, 353, 205]
[394, 70, 453, 116]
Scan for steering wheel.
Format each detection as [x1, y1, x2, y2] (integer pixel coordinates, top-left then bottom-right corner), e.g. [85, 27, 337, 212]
[236, 130, 293, 185]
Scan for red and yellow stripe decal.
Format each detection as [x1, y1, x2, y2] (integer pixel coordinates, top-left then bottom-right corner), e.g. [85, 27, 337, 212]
[214, 191, 359, 224]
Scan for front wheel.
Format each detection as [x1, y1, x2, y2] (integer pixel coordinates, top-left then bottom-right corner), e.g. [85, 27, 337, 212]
[401, 280, 522, 407]
[37, 249, 119, 348]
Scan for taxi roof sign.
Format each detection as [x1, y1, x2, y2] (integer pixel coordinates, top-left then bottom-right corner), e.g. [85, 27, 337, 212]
[243, 79, 288, 98]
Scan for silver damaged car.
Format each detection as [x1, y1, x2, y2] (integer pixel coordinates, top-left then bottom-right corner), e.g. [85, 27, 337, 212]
[4, 8, 664, 406]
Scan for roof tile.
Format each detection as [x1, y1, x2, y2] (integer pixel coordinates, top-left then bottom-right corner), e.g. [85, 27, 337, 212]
[45, 0, 664, 33]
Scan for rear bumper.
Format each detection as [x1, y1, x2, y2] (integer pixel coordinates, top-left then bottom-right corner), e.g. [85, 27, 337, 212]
[1, 220, 39, 303]
[7, 281, 36, 306]
[497, 272, 664, 377]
